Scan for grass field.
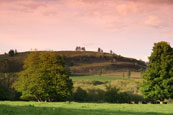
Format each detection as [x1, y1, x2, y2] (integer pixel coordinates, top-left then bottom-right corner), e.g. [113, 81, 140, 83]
[70, 72, 142, 82]
[0, 101, 173, 115]
[70, 75, 127, 82]
[70, 75, 142, 96]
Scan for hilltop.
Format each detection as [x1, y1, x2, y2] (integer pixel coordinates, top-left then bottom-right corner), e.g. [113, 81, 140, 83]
[0, 51, 146, 75]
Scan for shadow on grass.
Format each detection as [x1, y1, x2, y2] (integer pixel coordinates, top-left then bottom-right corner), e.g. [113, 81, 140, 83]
[0, 104, 171, 115]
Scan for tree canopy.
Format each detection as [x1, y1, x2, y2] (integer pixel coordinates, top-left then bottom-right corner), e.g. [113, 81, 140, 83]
[0, 59, 22, 73]
[141, 41, 173, 102]
[14, 51, 73, 102]
[0, 82, 10, 100]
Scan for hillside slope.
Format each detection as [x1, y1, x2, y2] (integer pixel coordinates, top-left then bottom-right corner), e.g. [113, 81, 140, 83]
[0, 51, 146, 75]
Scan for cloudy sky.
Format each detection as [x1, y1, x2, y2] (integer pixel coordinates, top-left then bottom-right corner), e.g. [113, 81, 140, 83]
[0, 0, 173, 61]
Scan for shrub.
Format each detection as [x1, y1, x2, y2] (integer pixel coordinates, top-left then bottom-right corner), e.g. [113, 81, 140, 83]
[73, 87, 87, 102]
[0, 83, 10, 100]
[104, 84, 119, 103]
[87, 89, 105, 102]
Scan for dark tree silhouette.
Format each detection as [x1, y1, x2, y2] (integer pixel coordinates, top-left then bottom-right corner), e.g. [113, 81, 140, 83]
[8, 49, 15, 57]
[82, 47, 86, 51]
[98, 48, 101, 52]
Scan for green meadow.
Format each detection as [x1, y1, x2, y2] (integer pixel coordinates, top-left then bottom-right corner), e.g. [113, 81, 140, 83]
[70, 75, 128, 82]
[0, 101, 173, 115]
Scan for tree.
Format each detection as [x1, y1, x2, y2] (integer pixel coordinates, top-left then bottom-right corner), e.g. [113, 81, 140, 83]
[76, 46, 86, 51]
[81, 47, 86, 51]
[14, 51, 73, 102]
[8, 49, 15, 56]
[128, 70, 131, 79]
[98, 48, 104, 53]
[101, 49, 103, 53]
[140, 41, 173, 102]
[110, 50, 113, 54]
[98, 48, 101, 52]
[15, 49, 18, 54]
[75, 46, 79, 51]
[98, 69, 105, 76]
[0, 82, 10, 100]
[0, 59, 22, 73]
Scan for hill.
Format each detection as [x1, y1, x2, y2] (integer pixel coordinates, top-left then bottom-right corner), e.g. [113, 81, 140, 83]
[0, 51, 146, 75]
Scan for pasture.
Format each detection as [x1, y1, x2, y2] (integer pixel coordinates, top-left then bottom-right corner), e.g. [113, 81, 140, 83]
[0, 101, 172, 115]
[70, 74, 142, 94]
[70, 72, 142, 82]
[70, 75, 127, 82]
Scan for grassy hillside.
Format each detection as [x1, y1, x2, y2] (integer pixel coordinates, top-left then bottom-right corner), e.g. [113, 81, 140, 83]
[0, 51, 146, 75]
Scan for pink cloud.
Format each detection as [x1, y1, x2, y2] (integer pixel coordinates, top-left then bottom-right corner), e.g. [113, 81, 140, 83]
[0, 0, 173, 61]
[0, 0, 172, 30]
[144, 16, 163, 28]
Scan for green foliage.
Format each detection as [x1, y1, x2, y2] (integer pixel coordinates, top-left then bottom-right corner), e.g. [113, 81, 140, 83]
[73, 87, 87, 102]
[0, 73, 21, 100]
[72, 85, 144, 103]
[123, 72, 125, 78]
[86, 88, 105, 102]
[72, 78, 144, 103]
[141, 41, 173, 101]
[0, 83, 10, 100]
[0, 59, 22, 73]
[14, 51, 73, 102]
[98, 69, 106, 76]
[70, 75, 127, 82]
[104, 84, 119, 103]
[128, 70, 131, 79]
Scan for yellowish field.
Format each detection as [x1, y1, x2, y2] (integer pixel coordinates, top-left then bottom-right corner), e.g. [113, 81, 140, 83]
[103, 72, 142, 79]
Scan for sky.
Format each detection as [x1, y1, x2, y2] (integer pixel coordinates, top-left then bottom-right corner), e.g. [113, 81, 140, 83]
[0, 0, 173, 61]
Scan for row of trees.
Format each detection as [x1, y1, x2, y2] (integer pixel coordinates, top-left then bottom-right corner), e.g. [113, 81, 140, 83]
[75, 46, 86, 51]
[73, 85, 144, 103]
[75, 47, 115, 55]
[4, 49, 18, 57]
[97, 48, 103, 53]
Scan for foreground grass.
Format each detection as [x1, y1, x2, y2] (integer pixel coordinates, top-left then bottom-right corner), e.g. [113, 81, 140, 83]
[70, 75, 127, 82]
[0, 101, 173, 115]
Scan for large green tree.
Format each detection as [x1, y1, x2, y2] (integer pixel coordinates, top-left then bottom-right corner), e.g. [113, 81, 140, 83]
[141, 41, 173, 102]
[14, 51, 73, 102]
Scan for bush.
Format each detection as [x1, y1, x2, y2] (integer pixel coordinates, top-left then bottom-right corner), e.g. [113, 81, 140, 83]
[87, 89, 105, 102]
[73, 87, 87, 102]
[91, 81, 105, 86]
[72, 84, 145, 103]
[0, 83, 10, 100]
[104, 84, 119, 103]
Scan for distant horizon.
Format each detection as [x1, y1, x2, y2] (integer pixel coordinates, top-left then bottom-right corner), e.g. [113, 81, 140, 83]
[0, 47, 158, 62]
[1, 0, 173, 62]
